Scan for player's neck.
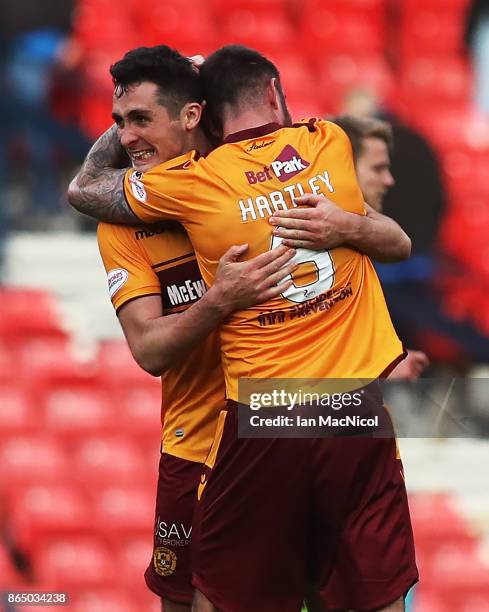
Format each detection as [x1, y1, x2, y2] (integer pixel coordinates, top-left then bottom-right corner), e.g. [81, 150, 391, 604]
[188, 126, 210, 155]
[223, 108, 282, 140]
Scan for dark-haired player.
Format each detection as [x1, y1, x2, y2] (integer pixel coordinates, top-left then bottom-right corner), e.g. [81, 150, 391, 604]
[69, 45, 417, 612]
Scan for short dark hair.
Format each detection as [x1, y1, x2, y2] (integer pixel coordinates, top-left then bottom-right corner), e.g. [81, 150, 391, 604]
[331, 115, 393, 163]
[200, 45, 289, 135]
[110, 45, 203, 118]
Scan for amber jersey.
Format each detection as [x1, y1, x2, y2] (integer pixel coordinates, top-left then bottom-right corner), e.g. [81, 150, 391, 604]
[97, 221, 226, 462]
[123, 119, 404, 400]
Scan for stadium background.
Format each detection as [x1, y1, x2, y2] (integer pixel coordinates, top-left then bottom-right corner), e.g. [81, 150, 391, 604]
[1, 0, 489, 610]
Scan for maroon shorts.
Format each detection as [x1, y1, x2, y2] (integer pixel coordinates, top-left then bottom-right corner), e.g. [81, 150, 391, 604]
[191, 384, 418, 612]
[144, 453, 203, 605]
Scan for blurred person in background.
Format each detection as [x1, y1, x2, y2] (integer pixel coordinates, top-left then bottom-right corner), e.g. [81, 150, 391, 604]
[338, 89, 489, 369]
[268, 113, 429, 380]
[0, 0, 90, 231]
[465, 0, 489, 114]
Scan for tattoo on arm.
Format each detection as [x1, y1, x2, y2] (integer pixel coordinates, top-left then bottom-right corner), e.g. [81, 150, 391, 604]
[68, 125, 139, 224]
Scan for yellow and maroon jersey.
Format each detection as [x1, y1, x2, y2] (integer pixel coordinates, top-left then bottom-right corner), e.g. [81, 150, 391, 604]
[97, 221, 226, 463]
[123, 119, 404, 400]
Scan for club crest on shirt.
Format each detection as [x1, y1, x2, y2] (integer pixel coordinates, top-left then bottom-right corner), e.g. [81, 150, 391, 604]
[153, 546, 177, 576]
[129, 170, 147, 203]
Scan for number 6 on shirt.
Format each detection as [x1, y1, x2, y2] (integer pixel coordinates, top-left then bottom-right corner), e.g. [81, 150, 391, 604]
[270, 234, 336, 304]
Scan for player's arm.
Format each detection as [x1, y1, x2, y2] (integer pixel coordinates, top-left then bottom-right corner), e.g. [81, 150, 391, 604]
[67, 125, 138, 223]
[269, 194, 411, 262]
[118, 244, 297, 376]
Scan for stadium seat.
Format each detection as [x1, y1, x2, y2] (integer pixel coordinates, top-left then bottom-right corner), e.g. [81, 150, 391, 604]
[400, 9, 466, 59]
[0, 385, 35, 437]
[0, 288, 59, 323]
[409, 493, 475, 547]
[116, 536, 153, 587]
[139, 0, 218, 51]
[299, 4, 385, 59]
[9, 484, 92, 553]
[266, 52, 316, 101]
[422, 547, 489, 609]
[210, 0, 289, 17]
[96, 340, 156, 387]
[115, 381, 162, 438]
[71, 435, 148, 491]
[0, 435, 69, 493]
[12, 333, 83, 384]
[402, 0, 470, 8]
[216, 10, 296, 55]
[317, 54, 394, 113]
[399, 57, 472, 113]
[89, 486, 154, 536]
[41, 382, 115, 437]
[68, 589, 144, 612]
[34, 536, 115, 588]
[286, 95, 329, 123]
[0, 342, 15, 382]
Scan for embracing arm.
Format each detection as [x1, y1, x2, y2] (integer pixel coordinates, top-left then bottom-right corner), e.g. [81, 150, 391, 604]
[67, 125, 139, 223]
[119, 244, 296, 376]
[269, 195, 411, 262]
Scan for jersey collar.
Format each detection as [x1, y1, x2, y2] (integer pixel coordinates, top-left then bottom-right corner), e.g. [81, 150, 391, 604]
[223, 122, 282, 144]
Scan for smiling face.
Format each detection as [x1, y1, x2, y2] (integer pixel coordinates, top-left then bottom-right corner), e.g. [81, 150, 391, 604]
[112, 81, 188, 172]
[355, 137, 395, 212]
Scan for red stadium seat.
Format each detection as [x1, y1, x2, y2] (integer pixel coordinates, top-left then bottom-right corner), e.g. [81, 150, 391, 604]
[317, 54, 394, 114]
[402, 0, 470, 8]
[71, 436, 148, 492]
[139, 0, 217, 51]
[96, 340, 155, 387]
[299, 5, 385, 59]
[116, 536, 153, 587]
[210, 0, 290, 17]
[410, 493, 475, 547]
[115, 381, 162, 438]
[34, 537, 115, 588]
[266, 52, 315, 101]
[400, 9, 466, 59]
[0, 342, 15, 382]
[12, 333, 83, 384]
[10, 484, 92, 553]
[399, 57, 472, 112]
[68, 589, 145, 612]
[216, 10, 296, 55]
[285, 95, 328, 122]
[41, 382, 115, 436]
[0, 435, 69, 493]
[89, 486, 154, 536]
[0, 385, 35, 437]
[0, 288, 59, 322]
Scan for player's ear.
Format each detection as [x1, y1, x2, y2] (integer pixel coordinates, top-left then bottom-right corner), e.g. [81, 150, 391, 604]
[267, 78, 280, 110]
[181, 102, 202, 131]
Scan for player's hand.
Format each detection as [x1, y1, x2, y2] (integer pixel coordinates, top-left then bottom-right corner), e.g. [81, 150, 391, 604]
[212, 243, 297, 315]
[389, 350, 430, 380]
[269, 194, 354, 250]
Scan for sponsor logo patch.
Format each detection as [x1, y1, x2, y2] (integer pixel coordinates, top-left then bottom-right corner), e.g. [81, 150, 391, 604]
[129, 170, 147, 203]
[271, 144, 309, 182]
[153, 546, 177, 577]
[107, 268, 128, 297]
